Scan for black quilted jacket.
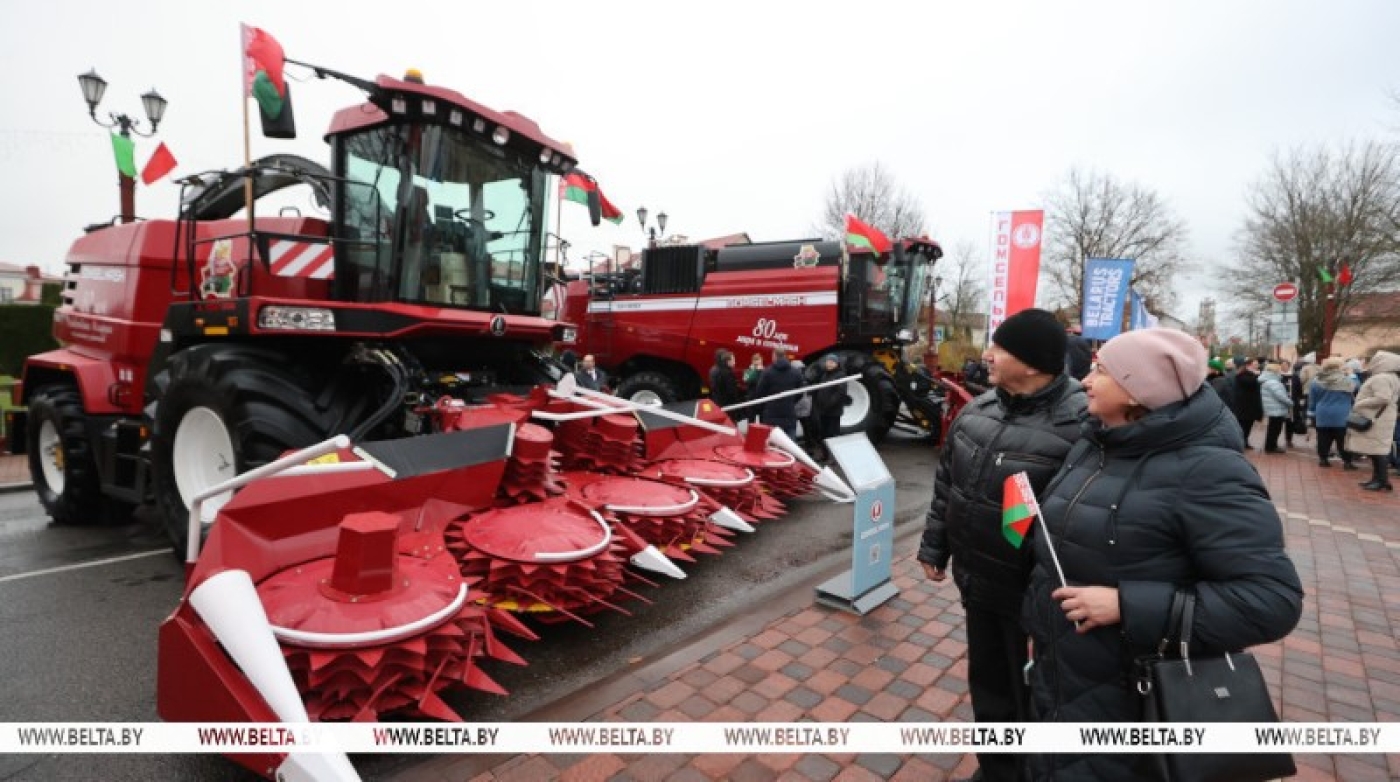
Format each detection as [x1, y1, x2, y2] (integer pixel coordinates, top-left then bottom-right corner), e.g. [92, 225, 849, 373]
[918, 374, 1086, 615]
[1022, 386, 1304, 781]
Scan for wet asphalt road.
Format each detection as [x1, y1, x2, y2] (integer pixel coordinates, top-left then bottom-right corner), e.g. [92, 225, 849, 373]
[0, 430, 938, 781]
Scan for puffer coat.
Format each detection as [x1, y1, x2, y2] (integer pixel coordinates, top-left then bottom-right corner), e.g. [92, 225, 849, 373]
[918, 374, 1086, 616]
[1023, 386, 1304, 782]
[1346, 350, 1400, 457]
[1259, 369, 1291, 418]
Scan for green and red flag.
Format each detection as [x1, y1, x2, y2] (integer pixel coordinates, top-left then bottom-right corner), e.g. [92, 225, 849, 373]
[140, 142, 178, 185]
[844, 212, 893, 255]
[598, 191, 623, 224]
[1317, 266, 1335, 284]
[1338, 264, 1353, 286]
[1001, 472, 1039, 549]
[560, 172, 624, 224]
[109, 133, 137, 178]
[561, 172, 597, 205]
[242, 24, 296, 139]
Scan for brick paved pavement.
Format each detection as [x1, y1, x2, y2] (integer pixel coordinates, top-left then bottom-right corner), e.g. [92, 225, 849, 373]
[394, 438, 1400, 782]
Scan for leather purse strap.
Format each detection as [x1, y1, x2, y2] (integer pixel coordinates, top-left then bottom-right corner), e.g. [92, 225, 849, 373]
[1157, 590, 1190, 656]
[1176, 592, 1196, 660]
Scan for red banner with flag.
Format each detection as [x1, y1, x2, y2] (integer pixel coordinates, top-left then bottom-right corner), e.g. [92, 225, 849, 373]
[988, 210, 1044, 332]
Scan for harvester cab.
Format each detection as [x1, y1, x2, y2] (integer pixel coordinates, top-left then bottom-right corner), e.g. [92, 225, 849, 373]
[19, 62, 588, 551]
[556, 234, 958, 442]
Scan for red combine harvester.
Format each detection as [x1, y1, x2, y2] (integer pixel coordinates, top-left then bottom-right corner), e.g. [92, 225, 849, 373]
[14, 59, 842, 780]
[554, 237, 970, 443]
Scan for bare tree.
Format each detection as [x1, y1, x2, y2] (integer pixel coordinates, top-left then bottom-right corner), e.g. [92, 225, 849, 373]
[1042, 167, 1191, 318]
[1230, 141, 1400, 354]
[815, 162, 927, 239]
[939, 240, 987, 343]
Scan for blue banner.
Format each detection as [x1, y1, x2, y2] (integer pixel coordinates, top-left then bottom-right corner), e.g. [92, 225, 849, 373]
[1129, 288, 1158, 330]
[1082, 258, 1135, 340]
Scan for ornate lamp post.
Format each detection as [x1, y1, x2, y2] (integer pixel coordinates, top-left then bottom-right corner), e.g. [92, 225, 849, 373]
[636, 206, 668, 248]
[924, 275, 943, 370]
[78, 68, 167, 223]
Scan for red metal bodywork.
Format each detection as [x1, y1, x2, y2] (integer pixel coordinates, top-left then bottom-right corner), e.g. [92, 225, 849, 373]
[558, 265, 841, 384]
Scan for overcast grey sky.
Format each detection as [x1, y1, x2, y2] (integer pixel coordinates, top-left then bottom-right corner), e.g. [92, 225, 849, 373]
[2, 0, 1396, 324]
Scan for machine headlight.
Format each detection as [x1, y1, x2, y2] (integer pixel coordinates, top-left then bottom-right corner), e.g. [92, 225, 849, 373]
[897, 328, 915, 341]
[258, 306, 336, 332]
[557, 327, 578, 344]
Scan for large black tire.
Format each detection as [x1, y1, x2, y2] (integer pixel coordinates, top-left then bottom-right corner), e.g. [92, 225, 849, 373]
[836, 364, 900, 444]
[614, 370, 683, 407]
[26, 385, 106, 525]
[150, 344, 364, 555]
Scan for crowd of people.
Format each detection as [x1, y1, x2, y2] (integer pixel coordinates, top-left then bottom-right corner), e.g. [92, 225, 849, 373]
[914, 312, 1397, 782]
[1209, 351, 1400, 491]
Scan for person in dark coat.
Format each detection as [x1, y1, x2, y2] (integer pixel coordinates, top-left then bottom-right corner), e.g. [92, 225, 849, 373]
[707, 348, 741, 412]
[1206, 357, 1235, 411]
[1063, 324, 1092, 380]
[918, 308, 1087, 782]
[1232, 356, 1263, 448]
[753, 348, 805, 439]
[573, 354, 608, 392]
[1022, 328, 1303, 782]
[808, 354, 849, 461]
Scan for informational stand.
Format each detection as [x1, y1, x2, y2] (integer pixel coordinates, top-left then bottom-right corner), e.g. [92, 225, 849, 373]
[814, 433, 898, 615]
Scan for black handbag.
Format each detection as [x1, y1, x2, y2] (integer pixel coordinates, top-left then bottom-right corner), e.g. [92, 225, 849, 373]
[1135, 591, 1296, 782]
[1346, 412, 1374, 432]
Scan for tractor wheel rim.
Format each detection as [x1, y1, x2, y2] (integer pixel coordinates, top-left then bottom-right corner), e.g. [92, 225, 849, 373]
[172, 406, 236, 514]
[37, 419, 64, 494]
[841, 380, 872, 428]
[628, 389, 664, 407]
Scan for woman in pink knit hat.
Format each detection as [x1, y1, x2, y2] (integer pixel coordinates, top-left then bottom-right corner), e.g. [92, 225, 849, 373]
[1021, 327, 1303, 781]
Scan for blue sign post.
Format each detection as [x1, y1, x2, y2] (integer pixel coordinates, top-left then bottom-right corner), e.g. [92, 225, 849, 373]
[815, 433, 898, 615]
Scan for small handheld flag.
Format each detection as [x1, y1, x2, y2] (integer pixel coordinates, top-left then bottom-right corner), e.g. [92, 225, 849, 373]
[1003, 471, 1071, 590]
[844, 213, 893, 256]
[1002, 472, 1037, 548]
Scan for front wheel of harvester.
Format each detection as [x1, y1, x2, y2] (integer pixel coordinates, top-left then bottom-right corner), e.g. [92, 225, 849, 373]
[614, 370, 682, 407]
[26, 385, 104, 525]
[150, 344, 354, 557]
[838, 371, 900, 444]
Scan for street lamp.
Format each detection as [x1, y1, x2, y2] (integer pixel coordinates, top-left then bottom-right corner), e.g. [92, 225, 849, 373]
[78, 68, 167, 224]
[636, 205, 668, 248]
[924, 275, 943, 370]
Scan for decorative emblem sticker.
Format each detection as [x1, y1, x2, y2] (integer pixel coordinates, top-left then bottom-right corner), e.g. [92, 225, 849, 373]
[793, 244, 821, 268]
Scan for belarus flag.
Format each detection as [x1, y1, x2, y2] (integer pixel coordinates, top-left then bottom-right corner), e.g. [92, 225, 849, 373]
[1001, 472, 1039, 549]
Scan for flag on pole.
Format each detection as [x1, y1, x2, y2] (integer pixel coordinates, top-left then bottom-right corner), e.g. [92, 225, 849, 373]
[844, 213, 892, 255]
[1338, 264, 1353, 286]
[560, 172, 596, 205]
[110, 133, 137, 178]
[560, 172, 623, 224]
[242, 24, 296, 138]
[140, 142, 178, 185]
[1002, 472, 1039, 548]
[1317, 266, 1335, 284]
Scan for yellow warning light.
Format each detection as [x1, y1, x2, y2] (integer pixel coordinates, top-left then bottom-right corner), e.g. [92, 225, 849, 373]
[404, 68, 424, 84]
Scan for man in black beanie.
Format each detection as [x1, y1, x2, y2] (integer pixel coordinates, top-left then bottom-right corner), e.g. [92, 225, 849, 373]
[917, 307, 1086, 782]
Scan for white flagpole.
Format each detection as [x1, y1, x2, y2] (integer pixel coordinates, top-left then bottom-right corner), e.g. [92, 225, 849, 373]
[1014, 471, 1069, 590]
